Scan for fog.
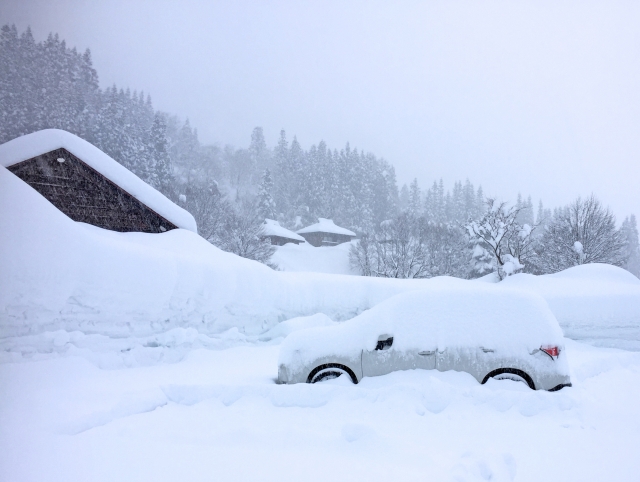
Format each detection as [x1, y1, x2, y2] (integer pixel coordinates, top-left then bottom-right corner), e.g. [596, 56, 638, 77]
[2, 0, 638, 218]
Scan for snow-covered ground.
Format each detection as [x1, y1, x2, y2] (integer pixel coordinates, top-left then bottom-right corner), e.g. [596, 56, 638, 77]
[1, 340, 639, 481]
[2, 167, 640, 481]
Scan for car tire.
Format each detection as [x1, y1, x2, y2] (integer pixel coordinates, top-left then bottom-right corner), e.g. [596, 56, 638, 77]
[307, 363, 358, 384]
[482, 368, 535, 390]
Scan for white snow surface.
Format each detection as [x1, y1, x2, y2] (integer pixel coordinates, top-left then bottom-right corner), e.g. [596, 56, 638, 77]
[262, 218, 305, 242]
[297, 217, 356, 236]
[1, 340, 640, 481]
[271, 240, 358, 275]
[0, 129, 197, 232]
[0, 167, 438, 340]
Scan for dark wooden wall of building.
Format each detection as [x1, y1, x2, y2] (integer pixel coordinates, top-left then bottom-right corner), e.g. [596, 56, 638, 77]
[7, 148, 177, 233]
[299, 232, 354, 247]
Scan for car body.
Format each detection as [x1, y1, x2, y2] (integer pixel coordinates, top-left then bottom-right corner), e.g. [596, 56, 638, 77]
[277, 285, 572, 391]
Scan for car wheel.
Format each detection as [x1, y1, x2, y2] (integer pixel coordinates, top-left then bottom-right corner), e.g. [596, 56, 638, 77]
[307, 363, 358, 384]
[482, 368, 535, 390]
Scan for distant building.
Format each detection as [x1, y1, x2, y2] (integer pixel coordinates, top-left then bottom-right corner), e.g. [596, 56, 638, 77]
[261, 219, 305, 246]
[0, 129, 196, 234]
[297, 218, 356, 247]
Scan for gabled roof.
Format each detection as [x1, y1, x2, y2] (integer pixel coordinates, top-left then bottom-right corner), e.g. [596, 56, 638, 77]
[262, 219, 305, 241]
[297, 218, 356, 236]
[0, 129, 197, 232]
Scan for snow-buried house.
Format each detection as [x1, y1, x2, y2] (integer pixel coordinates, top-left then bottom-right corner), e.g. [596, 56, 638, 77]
[261, 219, 305, 246]
[297, 218, 356, 247]
[0, 129, 197, 234]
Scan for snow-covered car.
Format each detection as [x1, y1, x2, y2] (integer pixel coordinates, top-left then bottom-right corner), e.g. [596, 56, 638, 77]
[277, 286, 572, 391]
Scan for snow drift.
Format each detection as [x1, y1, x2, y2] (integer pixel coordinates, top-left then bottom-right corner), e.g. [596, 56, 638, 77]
[0, 167, 436, 338]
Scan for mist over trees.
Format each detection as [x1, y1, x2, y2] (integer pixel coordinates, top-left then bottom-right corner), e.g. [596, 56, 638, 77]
[1, 24, 638, 279]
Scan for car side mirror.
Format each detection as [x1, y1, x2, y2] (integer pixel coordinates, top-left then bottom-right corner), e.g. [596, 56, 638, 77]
[375, 335, 393, 351]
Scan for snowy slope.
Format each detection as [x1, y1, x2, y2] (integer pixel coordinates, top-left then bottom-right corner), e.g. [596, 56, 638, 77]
[0, 129, 197, 232]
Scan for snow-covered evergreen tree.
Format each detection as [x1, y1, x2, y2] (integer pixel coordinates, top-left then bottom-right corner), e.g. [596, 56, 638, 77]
[620, 214, 640, 278]
[408, 178, 421, 217]
[256, 169, 277, 221]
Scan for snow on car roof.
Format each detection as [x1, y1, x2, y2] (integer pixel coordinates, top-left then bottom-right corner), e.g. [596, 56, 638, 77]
[280, 285, 565, 368]
[262, 219, 305, 241]
[296, 218, 356, 236]
[0, 129, 197, 232]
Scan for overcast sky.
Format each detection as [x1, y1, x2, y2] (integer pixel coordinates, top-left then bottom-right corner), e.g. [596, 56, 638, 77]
[2, 1, 639, 219]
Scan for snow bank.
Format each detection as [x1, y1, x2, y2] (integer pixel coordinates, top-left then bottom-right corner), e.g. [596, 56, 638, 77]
[262, 219, 305, 242]
[0, 129, 197, 232]
[297, 217, 356, 236]
[0, 167, 439, 339]
[258, 313, 336, 341]
[502, 265, 640, 350]
[271, 241, 358, 275]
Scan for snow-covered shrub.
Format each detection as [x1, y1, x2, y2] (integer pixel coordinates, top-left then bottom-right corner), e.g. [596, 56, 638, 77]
[465, 198, 537, 280]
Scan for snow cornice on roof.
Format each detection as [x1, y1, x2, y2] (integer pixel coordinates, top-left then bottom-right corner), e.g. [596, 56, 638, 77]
[296, 218, 356, 236]
[0, 129, 197, 233]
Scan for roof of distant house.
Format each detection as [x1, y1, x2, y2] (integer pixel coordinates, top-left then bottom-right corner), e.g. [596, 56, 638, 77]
[0, 129, 197, 232]
[262, 219, 305, 241]
[297, 218, 356, 236]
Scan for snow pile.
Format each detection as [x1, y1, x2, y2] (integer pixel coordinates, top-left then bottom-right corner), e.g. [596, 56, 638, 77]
[258, 313, 336, 341]
[271, 240, 358, 275]
[280, 285, 565, 368]
[0, 129, 197, 232]
[297, 217, 356, 236]
[502, 265, 640, 350]
[0, 167, 438, 340]
[262, 219, 305, 242]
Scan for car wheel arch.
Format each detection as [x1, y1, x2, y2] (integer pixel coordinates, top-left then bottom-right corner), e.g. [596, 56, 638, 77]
[307, 363, 359, 384]
[481, 367, 536, 390]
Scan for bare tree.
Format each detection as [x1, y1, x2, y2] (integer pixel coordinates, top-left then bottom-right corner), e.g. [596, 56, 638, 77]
[420, 222, 470, 278]
[180, 181, 228, 242]
[350, 213, 429, 278]
[216, 208, 277, 267]
[349, 233, 375, 276]
[537, 195, 626, 273]
[465, 198, 537, 280]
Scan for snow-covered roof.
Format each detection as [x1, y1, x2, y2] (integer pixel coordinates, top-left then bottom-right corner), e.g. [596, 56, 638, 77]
[0, 129, 197, 232]
[296, 218, 356, 237]
[262, 219, 305, 241]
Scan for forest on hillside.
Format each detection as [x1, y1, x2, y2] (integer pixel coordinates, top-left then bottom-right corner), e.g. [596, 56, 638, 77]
[1, 24, 639, 279]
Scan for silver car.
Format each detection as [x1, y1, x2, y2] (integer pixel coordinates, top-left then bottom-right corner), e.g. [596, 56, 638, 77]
[277, 286, 572, 391]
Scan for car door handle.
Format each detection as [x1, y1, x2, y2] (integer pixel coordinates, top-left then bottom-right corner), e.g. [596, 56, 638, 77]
[418, 350, 435, 356]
